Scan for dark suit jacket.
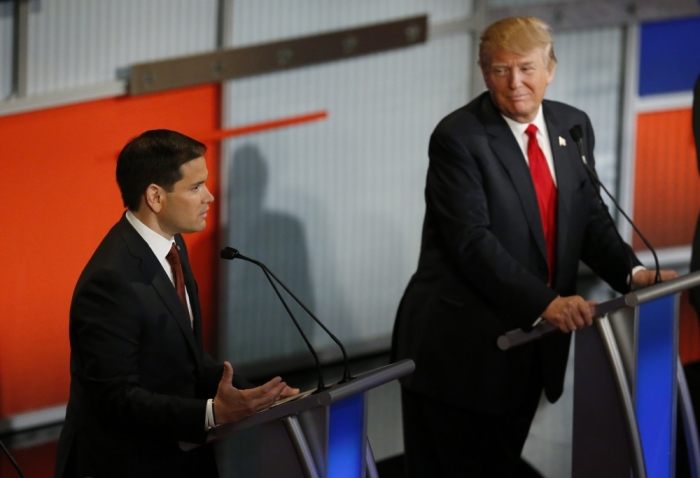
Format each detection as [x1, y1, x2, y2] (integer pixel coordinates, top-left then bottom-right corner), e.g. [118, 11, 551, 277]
[689, 74, 700, 313]
[392, 92, 639, 415]
[55, 214, 235, 478]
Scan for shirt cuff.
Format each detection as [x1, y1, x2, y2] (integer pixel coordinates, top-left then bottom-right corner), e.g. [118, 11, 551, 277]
[205, 398, 217, 430]
[629, 265, 646, 288]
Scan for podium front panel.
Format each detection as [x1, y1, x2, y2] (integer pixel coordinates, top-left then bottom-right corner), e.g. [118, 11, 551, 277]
[636, 295, 678, 478]
[573, 323, 636, 478]
[328, 393, 368, 478]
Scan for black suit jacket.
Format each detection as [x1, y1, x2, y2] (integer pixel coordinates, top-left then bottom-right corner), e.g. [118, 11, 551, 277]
[55, 214, 234, 478]
[689, 74, 700, 313]
[392, 93, 639, 414]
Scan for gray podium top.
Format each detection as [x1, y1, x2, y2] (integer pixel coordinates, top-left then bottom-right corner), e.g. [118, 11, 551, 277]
[180, 358, 415, 451]
[497, 270, 700, 351]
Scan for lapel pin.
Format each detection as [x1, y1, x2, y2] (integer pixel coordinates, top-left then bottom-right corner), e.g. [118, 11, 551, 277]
[558, 136, 566, 147]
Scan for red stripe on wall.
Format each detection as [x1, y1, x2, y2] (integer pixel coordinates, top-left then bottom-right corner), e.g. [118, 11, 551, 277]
[206, 110, 328, 140]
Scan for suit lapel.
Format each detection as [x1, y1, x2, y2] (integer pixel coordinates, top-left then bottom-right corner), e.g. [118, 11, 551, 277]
[118, 216, 201, 367]
[481, 96, 548, 264]
[543, 101, 579, 288]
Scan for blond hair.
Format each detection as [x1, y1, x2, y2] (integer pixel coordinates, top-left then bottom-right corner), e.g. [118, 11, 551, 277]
[479, 17, 557, 70]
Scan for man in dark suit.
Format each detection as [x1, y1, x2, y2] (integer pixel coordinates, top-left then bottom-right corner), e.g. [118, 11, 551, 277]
[55, 130, 297, 478]
[391, 17, 676, 476]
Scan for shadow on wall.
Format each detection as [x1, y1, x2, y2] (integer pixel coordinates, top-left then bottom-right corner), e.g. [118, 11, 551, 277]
[224, 144, 317, 363]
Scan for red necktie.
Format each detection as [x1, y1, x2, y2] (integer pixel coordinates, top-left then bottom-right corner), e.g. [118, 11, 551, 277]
[166, 243, 188, 311]
[525, 124, 557, 285]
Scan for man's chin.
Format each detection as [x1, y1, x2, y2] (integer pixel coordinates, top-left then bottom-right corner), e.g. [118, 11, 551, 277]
[182, 222, 207, 235]
[504, 105, 536, 123]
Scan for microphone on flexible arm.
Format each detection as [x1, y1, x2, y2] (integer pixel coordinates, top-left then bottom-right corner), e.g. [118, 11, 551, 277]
[220, 247, 353, 392]
[569, 124, 661, 284]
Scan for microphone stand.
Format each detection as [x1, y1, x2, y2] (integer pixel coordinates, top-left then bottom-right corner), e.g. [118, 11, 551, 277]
[570, 125, 662, 285]
[221, 247, 354, 389]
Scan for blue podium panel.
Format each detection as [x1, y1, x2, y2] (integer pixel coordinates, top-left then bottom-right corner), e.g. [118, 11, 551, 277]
[328, 394, 366, 478]
[636, 295, 677, 478]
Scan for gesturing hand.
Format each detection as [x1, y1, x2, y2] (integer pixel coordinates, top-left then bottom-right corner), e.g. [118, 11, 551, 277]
[542, 296, 597, 333]
[212, 361, 287, 425]
[279, 385, 300, 399]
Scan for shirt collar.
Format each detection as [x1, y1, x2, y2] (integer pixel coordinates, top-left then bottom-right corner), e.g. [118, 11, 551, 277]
[501, 104, 547, 139]
[125, 210, 175, 260]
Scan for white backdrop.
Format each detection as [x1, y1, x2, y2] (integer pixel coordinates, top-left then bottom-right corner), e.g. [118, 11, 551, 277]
[219, 2, 473, 366]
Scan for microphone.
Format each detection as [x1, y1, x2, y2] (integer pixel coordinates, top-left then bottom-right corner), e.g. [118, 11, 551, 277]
[220, 247, 353, 391]
[569, 125, 661, 284]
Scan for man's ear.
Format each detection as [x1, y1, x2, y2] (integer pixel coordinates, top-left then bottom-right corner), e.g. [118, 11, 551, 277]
[546, 62, 556, 85]
[144, 184, 164, 213]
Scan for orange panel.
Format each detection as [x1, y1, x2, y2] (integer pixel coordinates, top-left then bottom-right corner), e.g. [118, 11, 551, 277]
[0, 442, 56, 478]
[0, 84, 221, 417]
[680, 291, 700, 364]
[633, 108, 699, 250]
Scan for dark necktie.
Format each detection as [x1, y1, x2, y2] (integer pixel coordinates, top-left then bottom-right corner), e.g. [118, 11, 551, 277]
[166, 243, 189, 311]
[525, 124, 557, 285]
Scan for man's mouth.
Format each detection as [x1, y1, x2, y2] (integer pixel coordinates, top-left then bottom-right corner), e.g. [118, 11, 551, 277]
[508, 93, 529, 101]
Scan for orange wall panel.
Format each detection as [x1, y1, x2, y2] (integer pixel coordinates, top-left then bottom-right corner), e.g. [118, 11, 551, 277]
[0, 85, 221, 417]
[633, 108, 699, 250]
[680, 291, 700, 364]
[0, 442, 56, 478]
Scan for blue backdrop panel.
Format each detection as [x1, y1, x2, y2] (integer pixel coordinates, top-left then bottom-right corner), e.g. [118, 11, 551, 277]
[636, 295, 676, 478]
[328, 394, 365, 478]
[639, 16, 700, 96]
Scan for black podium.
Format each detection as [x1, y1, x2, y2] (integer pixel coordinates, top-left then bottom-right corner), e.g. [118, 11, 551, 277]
[181, 359, 414, 478]
[498, 272, 700, 478]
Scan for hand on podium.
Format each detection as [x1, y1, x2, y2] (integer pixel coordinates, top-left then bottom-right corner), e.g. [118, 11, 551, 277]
[212, 361, 296, 425]
[542, 296, 597, 333]
[632, 269, 679, 288]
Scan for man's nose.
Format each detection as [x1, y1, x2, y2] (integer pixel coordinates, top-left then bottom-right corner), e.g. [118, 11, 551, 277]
[203, 185, 215, 203]
[508, 71, 522, 89]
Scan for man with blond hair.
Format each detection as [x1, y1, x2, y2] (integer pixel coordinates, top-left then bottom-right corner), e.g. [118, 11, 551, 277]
[392, 16, 675, 476]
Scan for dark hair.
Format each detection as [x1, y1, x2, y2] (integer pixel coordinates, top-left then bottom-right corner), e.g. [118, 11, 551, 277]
[116, 129, 207, 210]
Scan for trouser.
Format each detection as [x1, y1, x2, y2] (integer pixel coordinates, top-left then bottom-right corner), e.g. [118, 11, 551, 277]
[401, 375, 544, 478]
